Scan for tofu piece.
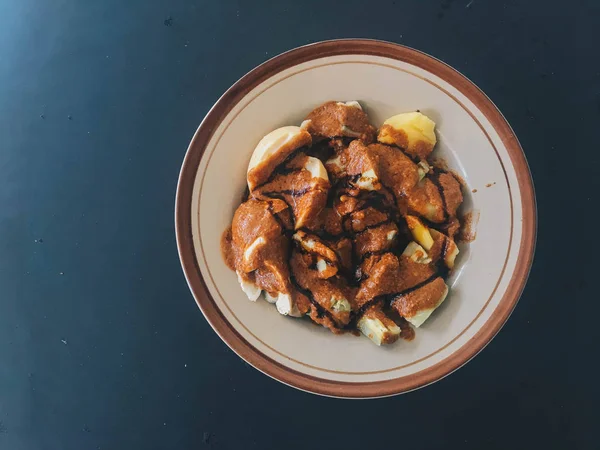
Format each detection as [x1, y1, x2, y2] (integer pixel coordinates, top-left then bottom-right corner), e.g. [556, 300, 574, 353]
[254, 155, 330, 230]
[345, 140, 382, 191]
[346, 207, 388, 233]
[354, 222, 398, 258]
[292, 231, 338, 262]
[316, 258, 337, 279]
[289, 251, 352, 327]
[407, 179, 446, 223]
[355, 169, 380, 191]
[293, 189, 328, 230]
[303, 101, 376, 142]
[264, 291, 278, 304]
[367, 143, 420, 199]
[275, 292, 295, 316]
[430, 229, 460, 269]
[391, 277, 449, 328]
[265, 292, 302, 317]
[437, 172, 464, 217]
[237, 271, 261, 301]
[355, 253, 402, 305]
[325, 140, 382, 191]
[338, 100, 362, 110]
[402, 242, 432, 264]
[357, 306, 401, 346]
[330, 296, 352, 313]
[231, 200, 295, 309]
[294, 157, 330, 229]
[303, 156, 329, 182]
[324, 153, 346, 179]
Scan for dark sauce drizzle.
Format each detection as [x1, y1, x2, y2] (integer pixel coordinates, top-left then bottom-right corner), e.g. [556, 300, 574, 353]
[292, 233, 355, 286]
[427, 171, 449, 222]
[289, 275, 339, 325]
[346, 272, 441, 328]
[245, 140, 457, 335]
[386, 142, 421, 164]
[438, 237, 450, 278]
[266, 201, 292, 235]
[251, 146, 312, 192]
[353, 219, 393, 236]
[262, 187, 311, 197]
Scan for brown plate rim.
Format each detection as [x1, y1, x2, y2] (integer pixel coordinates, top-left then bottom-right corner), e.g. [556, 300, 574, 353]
[175, 39, 537, 398]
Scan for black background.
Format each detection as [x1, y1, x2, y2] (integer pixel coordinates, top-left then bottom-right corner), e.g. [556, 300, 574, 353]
[0, 0, 597, 449]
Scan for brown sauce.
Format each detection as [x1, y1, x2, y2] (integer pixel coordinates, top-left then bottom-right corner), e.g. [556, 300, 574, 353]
[399, 318, 416, 341]
[384, 308, 416, 341]
[304, 101, 376, 143]
[221, 101, 475, 345]
[428, 173, 450, 222]
[220, 226, 236, 271]
[457, 211, 478, 243]
[391, 277, 447, 318]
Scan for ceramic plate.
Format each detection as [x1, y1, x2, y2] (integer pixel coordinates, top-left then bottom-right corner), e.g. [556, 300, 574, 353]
[175, 40, 536, 398]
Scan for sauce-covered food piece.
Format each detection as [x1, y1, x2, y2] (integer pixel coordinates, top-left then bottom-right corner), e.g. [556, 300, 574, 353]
[253, 153, 330, 229]
[220, 101, 470, 346]
[227, 199, 300, 315]
[377, 112, 437, 161]
[302, 101, 376, 143]
[247, 126, 312, 191]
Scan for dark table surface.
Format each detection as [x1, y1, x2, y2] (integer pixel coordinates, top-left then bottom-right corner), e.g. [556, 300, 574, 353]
[1, 0, 597, 449]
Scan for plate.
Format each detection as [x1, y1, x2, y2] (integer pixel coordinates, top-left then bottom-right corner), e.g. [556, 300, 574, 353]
[175, 40, 536, 398]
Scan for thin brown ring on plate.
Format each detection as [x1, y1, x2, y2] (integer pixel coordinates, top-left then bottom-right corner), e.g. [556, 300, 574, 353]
[175, 39, 536, 398]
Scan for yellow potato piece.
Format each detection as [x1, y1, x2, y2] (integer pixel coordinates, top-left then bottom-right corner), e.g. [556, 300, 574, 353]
[405, 215, 434, 251]
[378, 112, 437, 160]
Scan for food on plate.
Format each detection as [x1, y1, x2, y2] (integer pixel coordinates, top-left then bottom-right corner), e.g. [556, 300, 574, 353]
[221, 101, 469, 346]
[391, 277, 449, 328]
[377, 111, 437, 160]
[357, 305, 401, 346]
[301, 101, 376, 143]
[247, 126, 312, 191]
